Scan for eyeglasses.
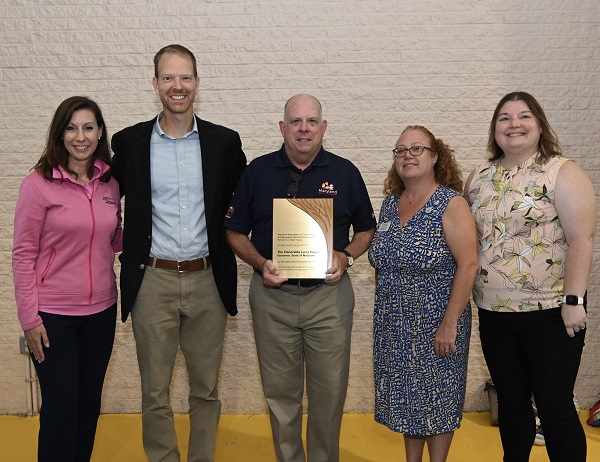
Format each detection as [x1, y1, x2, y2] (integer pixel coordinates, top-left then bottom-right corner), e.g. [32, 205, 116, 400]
[392, 146, 434, 158]
[286, 169, 302, 198]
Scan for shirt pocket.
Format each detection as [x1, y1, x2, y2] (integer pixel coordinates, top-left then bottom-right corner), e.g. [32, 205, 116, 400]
[40, 247, 56, 284]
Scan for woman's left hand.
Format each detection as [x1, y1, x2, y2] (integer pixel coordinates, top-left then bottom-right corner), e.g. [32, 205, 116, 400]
[24, 324, 49, 363]
[434, 319, 458, 357]
[561, 304, 587, 337]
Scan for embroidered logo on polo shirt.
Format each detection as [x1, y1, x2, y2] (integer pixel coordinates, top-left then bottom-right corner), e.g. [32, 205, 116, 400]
[225, 206, 235, 218]
[102, 196, 116, 205]
[319, 182, 337, 195]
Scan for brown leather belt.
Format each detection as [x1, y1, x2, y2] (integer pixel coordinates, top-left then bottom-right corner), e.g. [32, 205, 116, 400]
[147, 256, 211, 272]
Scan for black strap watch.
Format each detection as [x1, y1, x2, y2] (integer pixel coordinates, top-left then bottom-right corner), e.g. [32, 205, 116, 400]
[562, 295, 584, 306]
[341, 249, 354, 267]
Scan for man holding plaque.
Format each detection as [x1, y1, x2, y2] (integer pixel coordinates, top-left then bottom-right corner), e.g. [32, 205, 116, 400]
[224, 94, 376, 462]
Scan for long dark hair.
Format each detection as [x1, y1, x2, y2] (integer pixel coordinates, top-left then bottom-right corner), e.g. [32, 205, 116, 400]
[34, 96, 111, 182]
[487, 91, 562, 163]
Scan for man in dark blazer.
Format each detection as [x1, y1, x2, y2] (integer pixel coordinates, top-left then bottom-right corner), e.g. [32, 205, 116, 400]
[111, 44, 246, 462]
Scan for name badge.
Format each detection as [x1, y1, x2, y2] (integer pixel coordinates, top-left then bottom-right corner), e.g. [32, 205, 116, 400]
[377, 221, 391, 232]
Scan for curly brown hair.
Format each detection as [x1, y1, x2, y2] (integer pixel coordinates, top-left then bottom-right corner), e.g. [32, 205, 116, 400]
[487, 91, 562, 164]
[383, 125, 464, 195]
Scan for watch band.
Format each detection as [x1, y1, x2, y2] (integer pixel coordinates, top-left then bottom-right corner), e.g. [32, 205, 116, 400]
[341, 249, 354, 267]
[562, 295, 584, 306]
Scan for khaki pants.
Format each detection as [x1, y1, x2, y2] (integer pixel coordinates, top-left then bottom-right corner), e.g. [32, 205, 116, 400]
[132, 266, 227, 462]
[249, 271, 355, 462]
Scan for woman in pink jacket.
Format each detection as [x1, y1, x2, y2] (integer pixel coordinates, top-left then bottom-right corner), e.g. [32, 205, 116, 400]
[12, 96, 122, 462]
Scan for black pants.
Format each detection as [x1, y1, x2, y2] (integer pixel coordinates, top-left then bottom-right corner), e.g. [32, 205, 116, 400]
[479, 308, 586, 462]
[33, 304, 116, 462]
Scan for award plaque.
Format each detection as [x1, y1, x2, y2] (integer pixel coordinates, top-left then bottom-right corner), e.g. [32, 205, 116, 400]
[272, 198, 333, 278]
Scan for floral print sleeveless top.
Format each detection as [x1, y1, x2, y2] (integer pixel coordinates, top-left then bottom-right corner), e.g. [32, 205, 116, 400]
[466, 154, 569, 312]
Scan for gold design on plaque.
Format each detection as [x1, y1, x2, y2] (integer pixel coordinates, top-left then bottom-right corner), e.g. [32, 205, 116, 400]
[286, 198, 334, 266]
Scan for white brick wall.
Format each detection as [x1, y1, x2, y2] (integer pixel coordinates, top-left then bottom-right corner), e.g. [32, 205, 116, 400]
[1, 0, 598, 415]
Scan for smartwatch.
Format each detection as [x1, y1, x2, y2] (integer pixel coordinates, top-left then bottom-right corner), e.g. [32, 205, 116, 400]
[562, 295, 584, 306]
[341, 249, 354, 267]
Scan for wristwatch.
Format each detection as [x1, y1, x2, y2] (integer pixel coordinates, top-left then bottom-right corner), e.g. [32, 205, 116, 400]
[562, 295, 584, 306]
[341, 249, 354, 267]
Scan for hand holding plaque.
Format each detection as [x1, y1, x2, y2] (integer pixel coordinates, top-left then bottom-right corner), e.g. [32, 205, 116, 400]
[272, 198, 333, 279]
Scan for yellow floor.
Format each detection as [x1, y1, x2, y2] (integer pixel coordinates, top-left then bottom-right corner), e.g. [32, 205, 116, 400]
[1, 412, 598, 461]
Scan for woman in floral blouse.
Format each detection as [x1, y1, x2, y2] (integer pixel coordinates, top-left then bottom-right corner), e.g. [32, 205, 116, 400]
[465, 91, 596, 462]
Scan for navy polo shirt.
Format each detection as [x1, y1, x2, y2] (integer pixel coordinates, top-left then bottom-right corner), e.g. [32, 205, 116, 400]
[224, 144, 376, 260]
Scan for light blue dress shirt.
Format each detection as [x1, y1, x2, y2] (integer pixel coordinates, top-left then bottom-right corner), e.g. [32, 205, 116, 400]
[149, 113, 208, 260]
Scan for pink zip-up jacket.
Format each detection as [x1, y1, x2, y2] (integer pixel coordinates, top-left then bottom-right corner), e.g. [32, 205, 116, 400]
[12, 160, 122, 331]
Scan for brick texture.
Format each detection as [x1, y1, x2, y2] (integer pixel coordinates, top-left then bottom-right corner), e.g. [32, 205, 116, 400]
[1, 1, 598, 416]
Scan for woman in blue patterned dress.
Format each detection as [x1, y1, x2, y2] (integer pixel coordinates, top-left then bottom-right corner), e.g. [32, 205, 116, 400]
[369, 125, 479, 462]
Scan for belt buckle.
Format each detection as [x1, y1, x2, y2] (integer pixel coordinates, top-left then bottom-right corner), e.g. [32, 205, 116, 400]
[176, 260, 185, 273]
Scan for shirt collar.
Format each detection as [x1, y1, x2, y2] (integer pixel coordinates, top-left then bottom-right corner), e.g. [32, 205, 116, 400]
[153, 112, 199, 139]
[52, 159, 107, 182]
[275, 144, 328, 170]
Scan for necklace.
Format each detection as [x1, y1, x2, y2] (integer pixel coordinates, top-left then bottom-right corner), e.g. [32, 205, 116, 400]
[402, 183, 437, 204]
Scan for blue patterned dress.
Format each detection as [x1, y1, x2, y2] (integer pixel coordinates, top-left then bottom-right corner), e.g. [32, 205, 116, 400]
[368, 185, 471, 435]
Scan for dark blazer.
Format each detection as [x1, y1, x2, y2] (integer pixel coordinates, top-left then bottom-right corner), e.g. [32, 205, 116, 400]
[111, 116, 246, 321]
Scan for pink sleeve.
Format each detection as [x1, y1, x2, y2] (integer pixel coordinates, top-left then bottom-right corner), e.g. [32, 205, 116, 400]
[110, 179, 123, 253]
[12, 175, 44, 331]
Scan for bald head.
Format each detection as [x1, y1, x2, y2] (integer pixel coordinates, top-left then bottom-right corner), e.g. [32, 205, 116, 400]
[284, 94, 323, 122]
[279, 93, 327, 168]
